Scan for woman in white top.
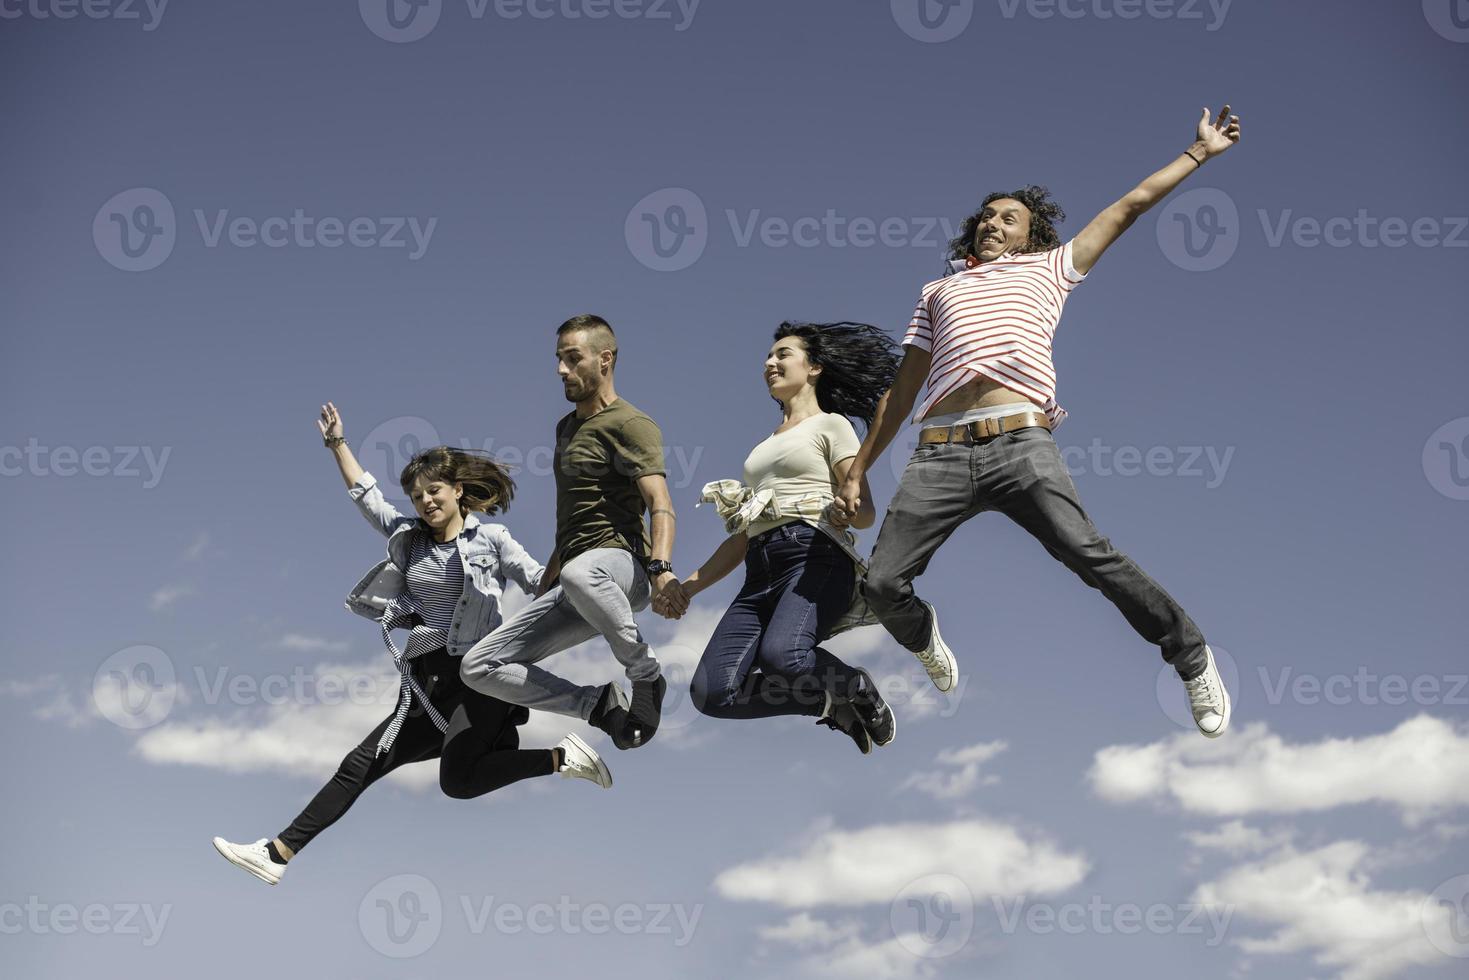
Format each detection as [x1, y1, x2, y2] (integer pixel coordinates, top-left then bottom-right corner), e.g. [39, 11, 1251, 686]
[673, 322, 901, 753]
[210, 404, 611, 886]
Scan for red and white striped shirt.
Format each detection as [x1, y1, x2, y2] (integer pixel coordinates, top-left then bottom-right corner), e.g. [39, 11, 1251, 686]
[902, 240, 1086, 427]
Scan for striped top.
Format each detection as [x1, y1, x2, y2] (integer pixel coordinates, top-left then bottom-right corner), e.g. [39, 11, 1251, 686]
[402, 533, 464, 658]
[902, 240, 1086, 427]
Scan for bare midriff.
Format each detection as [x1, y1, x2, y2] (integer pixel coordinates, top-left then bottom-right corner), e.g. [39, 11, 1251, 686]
[920, 371, 1041, 422]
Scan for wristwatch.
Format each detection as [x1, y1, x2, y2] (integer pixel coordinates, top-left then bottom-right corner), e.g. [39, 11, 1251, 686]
[646, 559, 674, 578]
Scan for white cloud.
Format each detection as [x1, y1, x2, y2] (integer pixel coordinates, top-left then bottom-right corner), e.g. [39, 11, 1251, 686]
[183, 531, 210, 561]
[1193, 839, 1452, 980]
[1184, 820, 1296, 858]
[149, 584, 193, 611]
[1088, 715, 1469, 825]
[756, 912, 949, 980]
[713, 817, 1088, 908]
[897, 740, 1007, 800]
[277, 633, 351, 653]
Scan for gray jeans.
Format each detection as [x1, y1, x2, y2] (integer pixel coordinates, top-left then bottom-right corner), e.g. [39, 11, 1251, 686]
[458, 547, 660, 720]
[862, 426, 1208, 680]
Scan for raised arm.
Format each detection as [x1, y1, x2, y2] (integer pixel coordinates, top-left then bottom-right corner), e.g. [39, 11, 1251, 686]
[318, 401, 410, 537]
[1071, 105, 1242, 276]
[833, 344, 931, 519]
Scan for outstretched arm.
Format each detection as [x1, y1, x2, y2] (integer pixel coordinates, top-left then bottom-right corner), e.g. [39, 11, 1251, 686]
[832, 345, 931, 520]
[1071, 105, 1242, 276]
[318, 401, 407, 537]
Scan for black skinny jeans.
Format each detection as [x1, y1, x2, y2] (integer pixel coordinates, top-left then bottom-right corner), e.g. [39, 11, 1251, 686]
[278, 648, 554, 855]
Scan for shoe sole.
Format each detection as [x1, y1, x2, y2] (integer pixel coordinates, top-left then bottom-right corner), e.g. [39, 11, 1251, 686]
[211, 838, 280, 885]
[623, 676, 666, 749]
[922, 603, 958, 694]
[562, 732, 613, 788]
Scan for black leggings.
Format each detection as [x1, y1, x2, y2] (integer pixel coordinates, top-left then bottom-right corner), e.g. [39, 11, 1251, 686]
[278, 649, 554, 855]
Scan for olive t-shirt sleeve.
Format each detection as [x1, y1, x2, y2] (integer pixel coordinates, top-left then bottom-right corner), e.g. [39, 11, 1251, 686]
[611, 415, 666, 479]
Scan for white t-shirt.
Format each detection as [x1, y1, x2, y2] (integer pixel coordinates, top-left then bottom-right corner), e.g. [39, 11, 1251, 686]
[741, 412, 861, 539]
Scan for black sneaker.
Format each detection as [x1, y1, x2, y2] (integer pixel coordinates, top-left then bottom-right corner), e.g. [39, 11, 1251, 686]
[816, 700, 872, 755]
[588, 682, 634, 749]
[849, 668, 896, 748]
[621, 675, 667, 749]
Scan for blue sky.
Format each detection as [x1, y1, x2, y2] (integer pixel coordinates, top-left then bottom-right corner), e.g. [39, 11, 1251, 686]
[3, 2, 1468, 978]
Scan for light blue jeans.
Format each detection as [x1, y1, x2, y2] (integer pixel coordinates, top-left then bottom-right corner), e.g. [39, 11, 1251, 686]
[459, 548, 659, 720]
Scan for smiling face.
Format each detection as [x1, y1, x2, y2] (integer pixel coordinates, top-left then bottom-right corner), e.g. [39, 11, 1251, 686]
[764, 335, 820, 403]
[407, 473, 462, 530]
[556, 328, 612, 404]
[972, 197, 1033, 262]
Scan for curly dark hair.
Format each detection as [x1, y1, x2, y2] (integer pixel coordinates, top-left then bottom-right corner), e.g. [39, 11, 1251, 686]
[947, 184, 1067, 261]
[770, 321, 900, 432]
[399, 446, 516, 516]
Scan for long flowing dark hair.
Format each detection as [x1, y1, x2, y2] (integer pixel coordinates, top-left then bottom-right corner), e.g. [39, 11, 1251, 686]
[771, 321, 900, 432]
[947, 184, 1067, 260]
[399, 447, 516, 516]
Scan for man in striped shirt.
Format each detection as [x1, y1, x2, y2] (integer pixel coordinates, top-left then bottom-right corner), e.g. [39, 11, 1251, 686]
[832, 106, 1241, 739]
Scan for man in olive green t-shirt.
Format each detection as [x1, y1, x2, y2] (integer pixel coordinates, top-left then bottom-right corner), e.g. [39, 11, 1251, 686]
[460, 315, 686, 751]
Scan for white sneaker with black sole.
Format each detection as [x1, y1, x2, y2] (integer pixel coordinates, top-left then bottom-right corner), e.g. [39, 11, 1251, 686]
[913, 601, 958, 693]
[212, 837, 286, 885]
[1184, 645, 1232, 738]
[556, 732, 613, 788]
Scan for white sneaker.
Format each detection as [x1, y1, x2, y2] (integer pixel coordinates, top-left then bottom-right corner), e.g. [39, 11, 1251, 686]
[212, 837, 286, 885]
[556, 732, 613, 789]
[1184, 646, 1232, 738]
[913, 601, 958, 693]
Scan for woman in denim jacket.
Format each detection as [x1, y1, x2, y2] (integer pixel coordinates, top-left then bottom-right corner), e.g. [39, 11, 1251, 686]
[212, 403, 611, 885]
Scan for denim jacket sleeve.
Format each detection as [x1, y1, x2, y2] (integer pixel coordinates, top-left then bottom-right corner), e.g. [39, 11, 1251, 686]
[490, 525, 545, 595]
[348, 471, 417, 539]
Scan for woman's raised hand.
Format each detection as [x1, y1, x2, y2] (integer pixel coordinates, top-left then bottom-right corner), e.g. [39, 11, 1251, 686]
[317, 402, 345, 443]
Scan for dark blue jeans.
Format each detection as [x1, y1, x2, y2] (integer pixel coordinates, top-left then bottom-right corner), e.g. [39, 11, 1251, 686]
[690, 522, 864, 719]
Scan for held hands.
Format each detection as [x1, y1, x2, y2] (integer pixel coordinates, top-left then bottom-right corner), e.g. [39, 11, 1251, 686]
[317, 402, 346, 446]
[1195, 104, 1241, 159]
[651, 574, 690, 620]
[830, 474, 863, 527]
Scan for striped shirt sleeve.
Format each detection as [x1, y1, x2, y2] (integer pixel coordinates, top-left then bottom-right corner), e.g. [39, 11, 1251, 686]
[901, 288, 934, 351]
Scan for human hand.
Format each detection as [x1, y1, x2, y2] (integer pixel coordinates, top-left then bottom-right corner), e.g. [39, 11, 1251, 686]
[651, 575, 689, 619]
[1195, 104, 1241, 158]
